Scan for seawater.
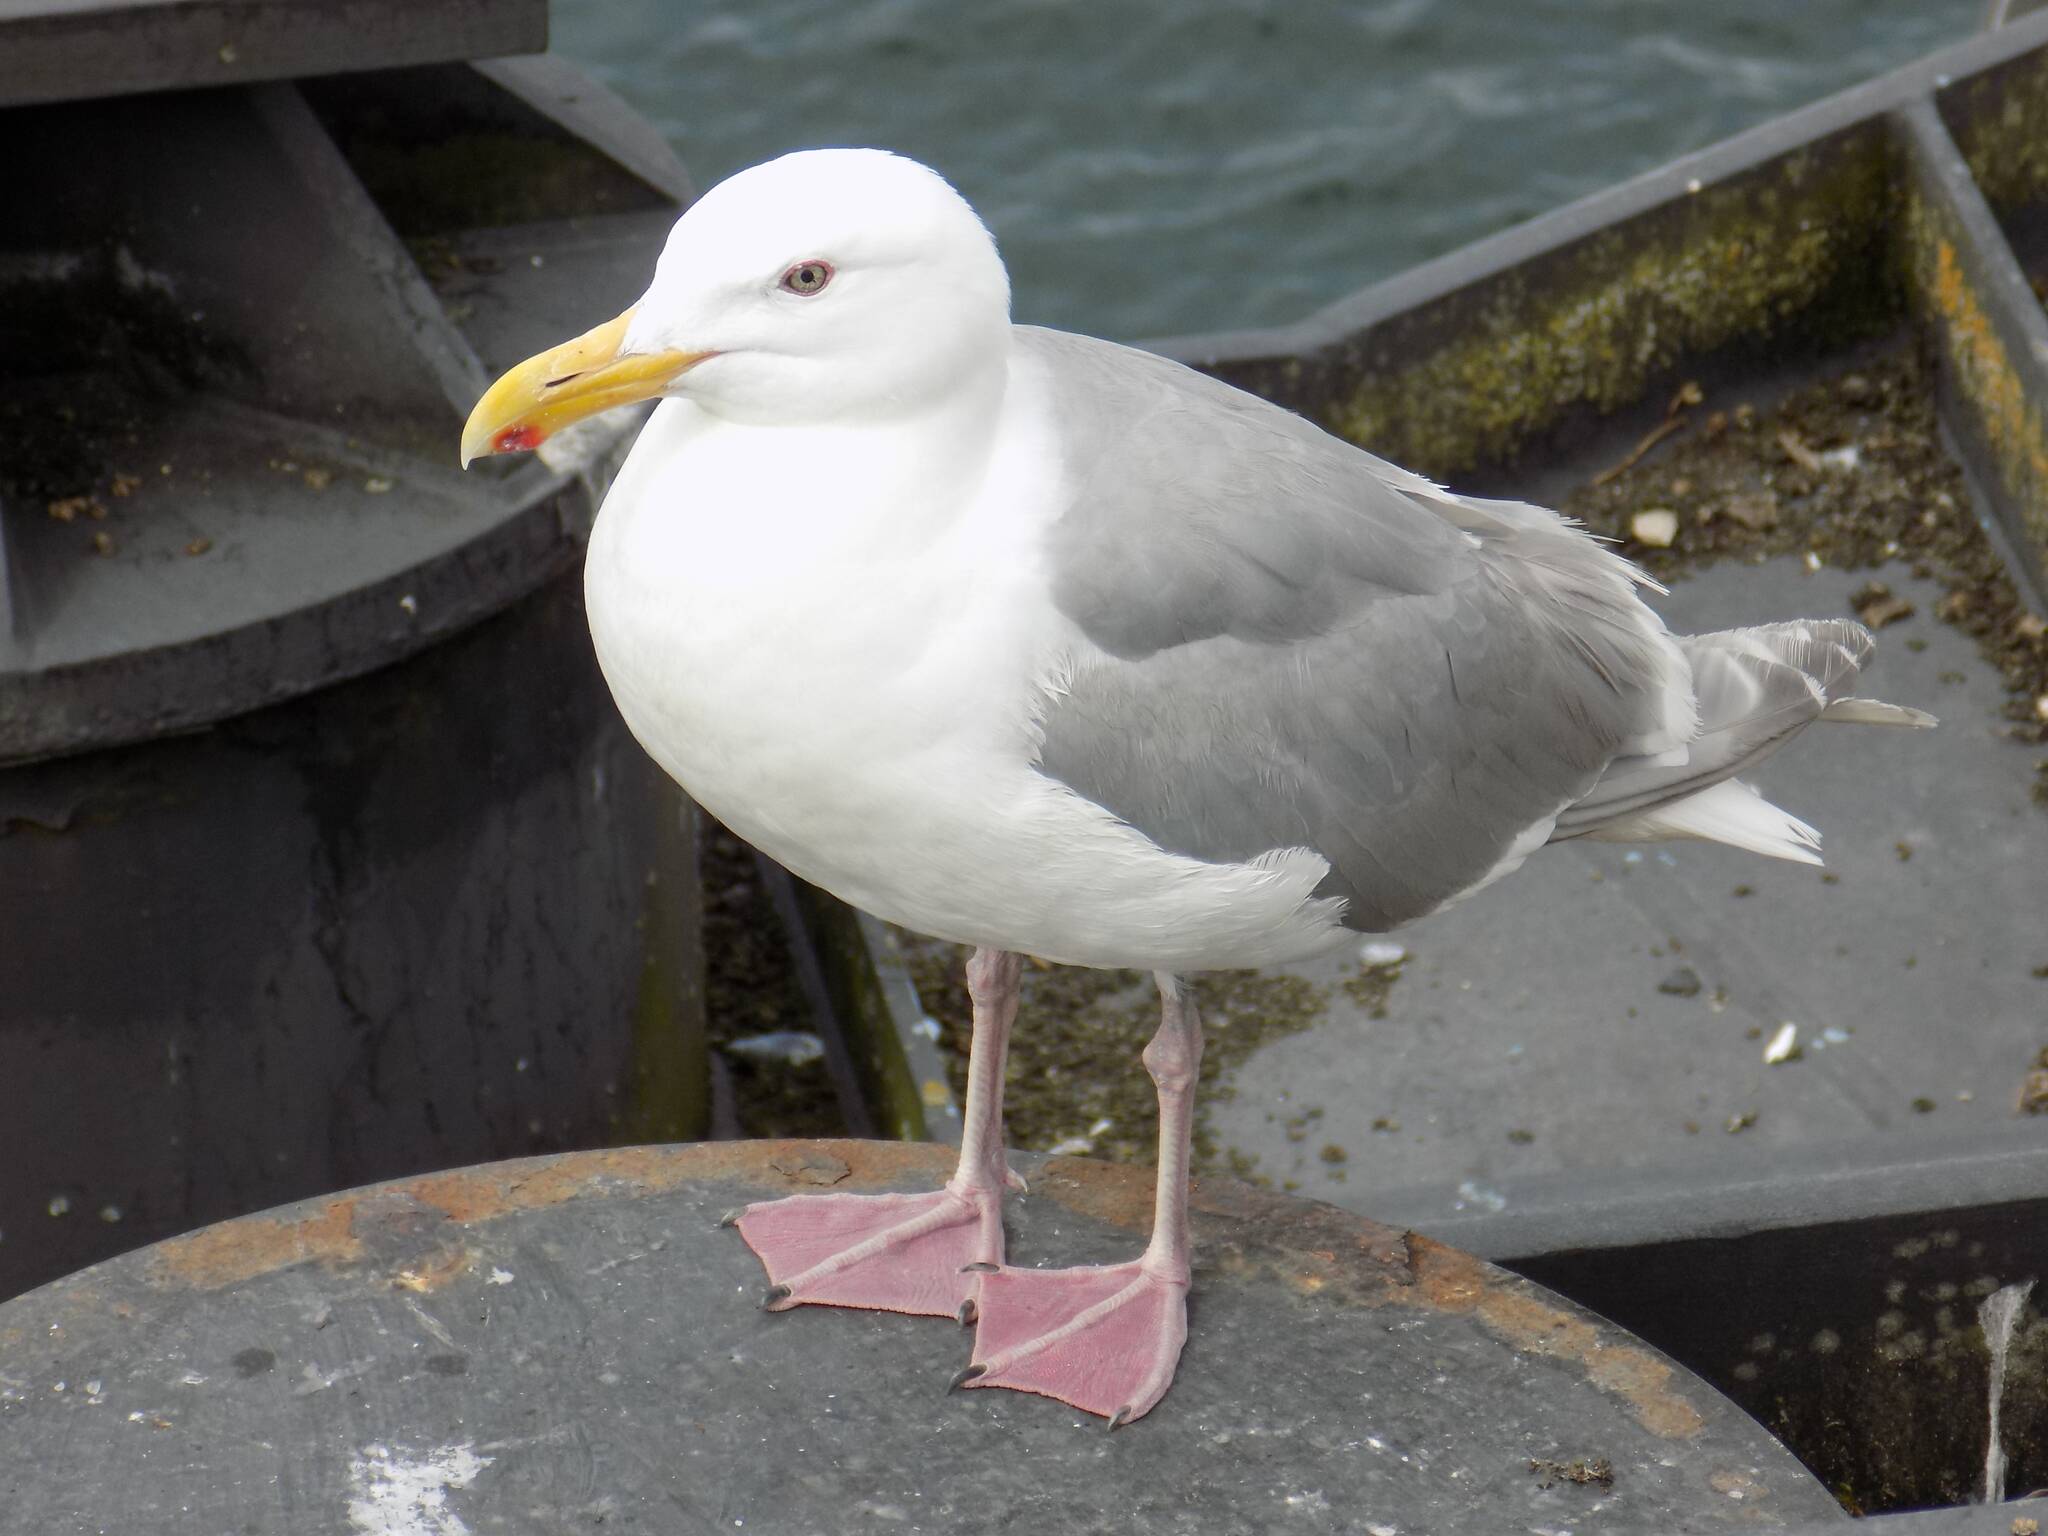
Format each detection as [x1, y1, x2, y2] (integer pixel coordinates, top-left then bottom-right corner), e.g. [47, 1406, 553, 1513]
[555, 0, 1976, 340]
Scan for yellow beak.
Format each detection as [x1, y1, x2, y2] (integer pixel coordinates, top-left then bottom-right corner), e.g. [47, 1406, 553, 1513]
[459, 307, 711, 466]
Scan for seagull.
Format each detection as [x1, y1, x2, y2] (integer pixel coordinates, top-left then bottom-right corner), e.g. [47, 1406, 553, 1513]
[462, 148, 1932, 1426]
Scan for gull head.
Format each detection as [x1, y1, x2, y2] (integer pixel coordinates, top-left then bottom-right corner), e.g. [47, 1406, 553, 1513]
[461, 149, 1011, 461]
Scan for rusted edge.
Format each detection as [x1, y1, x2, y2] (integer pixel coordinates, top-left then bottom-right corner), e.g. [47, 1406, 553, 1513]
[1406, 1235, 1709, 1443]
[137, 1137, 1713, 1442]
[147, 1140, 954, 1292]
[1036, 1154, 1707, 1442]
[147, 1198, 368, 1293]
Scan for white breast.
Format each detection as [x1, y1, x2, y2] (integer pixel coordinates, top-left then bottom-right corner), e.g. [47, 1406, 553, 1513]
[583, 384, 1351, 972]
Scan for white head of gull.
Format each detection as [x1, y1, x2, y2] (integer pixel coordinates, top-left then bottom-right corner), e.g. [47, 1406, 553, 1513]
[463, 148, 1933, 1426]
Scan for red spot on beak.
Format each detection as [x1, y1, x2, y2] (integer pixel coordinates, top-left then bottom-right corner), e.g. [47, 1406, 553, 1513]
[494, 424, 544, 454]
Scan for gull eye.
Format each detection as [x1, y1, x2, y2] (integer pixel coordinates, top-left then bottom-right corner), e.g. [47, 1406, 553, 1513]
[779, 260, 834, 296]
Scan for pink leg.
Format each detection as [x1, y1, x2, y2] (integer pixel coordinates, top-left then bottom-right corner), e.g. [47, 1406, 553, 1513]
[961, 973, 1201, 1426]
[732, 948, 1021, 1319]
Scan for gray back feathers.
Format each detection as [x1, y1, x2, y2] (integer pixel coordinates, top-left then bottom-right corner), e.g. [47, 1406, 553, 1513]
[1023, 330, 1678, 931]
[1021, 332, 1926, 930]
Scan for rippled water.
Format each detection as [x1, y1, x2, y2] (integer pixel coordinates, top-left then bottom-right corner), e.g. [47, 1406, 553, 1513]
[555, 0, 1978, 339]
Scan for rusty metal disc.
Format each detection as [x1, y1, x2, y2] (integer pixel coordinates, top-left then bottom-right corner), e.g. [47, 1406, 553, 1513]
[0, 1141, 1844, 1530]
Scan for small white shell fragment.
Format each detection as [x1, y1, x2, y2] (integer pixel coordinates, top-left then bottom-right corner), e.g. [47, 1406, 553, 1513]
[1803, 550, 1823, 572]
[1764, 1022, 1801, 1064]
[1359, 940, 1407, 967]
[1630, 509, 1679, 547]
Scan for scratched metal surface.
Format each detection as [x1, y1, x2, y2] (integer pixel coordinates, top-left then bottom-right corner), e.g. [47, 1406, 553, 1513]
[0, 1142, 1843, 1533]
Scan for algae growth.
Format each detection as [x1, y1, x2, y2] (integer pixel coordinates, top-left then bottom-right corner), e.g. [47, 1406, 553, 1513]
[1311, 132, 1897, 480]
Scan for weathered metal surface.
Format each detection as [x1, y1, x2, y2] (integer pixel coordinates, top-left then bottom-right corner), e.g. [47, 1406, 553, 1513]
[0, 571, 707, 1302]
[1933, 41, 2048, 605]
[0, 62, 680, 763]
[1314, 120, 1896, 481]
[1384, 1122, 2048, 1515]
[472, 52, 696, 206]
[1375, 1122, 2048, 1264]
[0, 0, 548, 110]
[1895, 97, 2048, 611]
[1158, 9, 2048, 486]
[0, 1141, 1846, 1532]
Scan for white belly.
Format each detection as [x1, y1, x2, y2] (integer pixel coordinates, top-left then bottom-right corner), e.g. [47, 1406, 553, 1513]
[582, 400, 1350, 972]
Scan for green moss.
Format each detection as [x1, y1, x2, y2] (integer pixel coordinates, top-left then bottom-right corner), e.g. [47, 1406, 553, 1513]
[615, 782, 709, 1144]
[1340, 957, 1400, 1016]
[1321, 136, 1897, 478]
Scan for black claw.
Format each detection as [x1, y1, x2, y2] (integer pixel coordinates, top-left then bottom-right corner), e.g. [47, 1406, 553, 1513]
[960, 1261, 1000, 1273]
[717, 1208, 745, 1229]
[760, 1284, 792, 1309]
[949, 1363, 987, 1392]
[957, 1298, 978, 1327]
[1107, 1405, 1131, 1432]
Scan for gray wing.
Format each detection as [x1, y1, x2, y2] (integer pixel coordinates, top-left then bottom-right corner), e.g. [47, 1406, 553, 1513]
[1023, 328, 1679, 931]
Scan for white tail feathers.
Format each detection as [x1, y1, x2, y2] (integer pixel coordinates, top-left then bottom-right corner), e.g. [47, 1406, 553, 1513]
[1554, 615, 1931, 864]
[1583, 777, 1824, 865]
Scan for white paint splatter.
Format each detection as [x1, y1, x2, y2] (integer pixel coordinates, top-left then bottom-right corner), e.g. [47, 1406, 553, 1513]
[346, 1442, 493, 1536]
